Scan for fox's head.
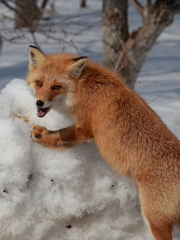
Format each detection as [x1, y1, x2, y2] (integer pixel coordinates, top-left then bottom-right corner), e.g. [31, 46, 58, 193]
[26, 45, 88, 117]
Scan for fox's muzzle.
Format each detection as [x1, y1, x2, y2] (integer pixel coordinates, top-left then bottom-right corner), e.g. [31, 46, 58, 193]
[36, 100, 44, 107]
[36, 100, 52, 118]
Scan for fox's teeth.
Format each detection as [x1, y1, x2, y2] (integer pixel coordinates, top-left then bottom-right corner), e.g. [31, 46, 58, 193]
[38, 109, 45, 116]
[37, 107, 49, 118]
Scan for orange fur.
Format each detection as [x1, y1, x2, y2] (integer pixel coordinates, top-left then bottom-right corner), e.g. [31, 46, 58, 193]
[27, 46, 180, 240]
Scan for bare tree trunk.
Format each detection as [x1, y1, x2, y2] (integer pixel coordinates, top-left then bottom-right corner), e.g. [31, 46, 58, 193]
[123, 1, 176, 87]
[102, 0, 129, 71]
[102, 0, 180, 88]
[80, 0, 86, 8]
[15, 0, 40, 30]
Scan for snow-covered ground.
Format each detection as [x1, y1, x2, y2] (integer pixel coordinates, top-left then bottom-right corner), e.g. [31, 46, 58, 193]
[0, 1, 180, 239]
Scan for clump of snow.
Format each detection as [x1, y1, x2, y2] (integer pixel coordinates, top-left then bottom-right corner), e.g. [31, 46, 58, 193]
[0, 79, 180, 240]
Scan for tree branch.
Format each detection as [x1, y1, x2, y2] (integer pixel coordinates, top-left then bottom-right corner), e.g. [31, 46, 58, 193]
[41, 0, 49, 10]
[120, 0, 180, 87]
[1, 0, 31, 28]
[144, 0, 151, 23]
[1, 0, 17, 13]
[130, 0, 144, 18]
[80, 0, 86, 8]
[154, 0, 180, 14]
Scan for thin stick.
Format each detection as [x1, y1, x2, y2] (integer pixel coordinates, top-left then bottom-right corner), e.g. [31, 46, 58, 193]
[111, 26, 126, 72]
[53, 233, 59, 240]
[0, 215, 14, 240]
[138, 80, 159, 86]
[112, 26, 135, 74]
[9, 207, 15, 240]
[31, 32, 40, 48]
[148, 95, 160, 104]
[71, 40, 81, 56]
[129, 78, 159, 88]
[12, 213, 15, 240]
[132, 78, 159, 87]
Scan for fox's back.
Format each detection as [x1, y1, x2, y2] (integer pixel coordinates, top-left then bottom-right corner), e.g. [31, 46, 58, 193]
[74, 64, 180, 178]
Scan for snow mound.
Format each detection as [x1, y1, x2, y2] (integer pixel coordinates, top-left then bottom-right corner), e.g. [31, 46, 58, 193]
[0, 79, 179, 240]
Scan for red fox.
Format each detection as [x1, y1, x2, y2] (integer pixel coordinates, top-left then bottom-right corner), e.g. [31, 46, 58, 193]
[28, 45, 180, 240]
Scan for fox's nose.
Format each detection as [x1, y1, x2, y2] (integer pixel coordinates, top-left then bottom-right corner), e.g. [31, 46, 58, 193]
[36, 100, 44, 107]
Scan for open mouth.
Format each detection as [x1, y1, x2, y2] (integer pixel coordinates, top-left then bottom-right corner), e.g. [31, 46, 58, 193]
[37, 107, 50, 118]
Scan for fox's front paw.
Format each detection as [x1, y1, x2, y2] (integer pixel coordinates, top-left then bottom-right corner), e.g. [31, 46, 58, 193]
[31, 125, 47, 141]
[31, 125, 63, 149]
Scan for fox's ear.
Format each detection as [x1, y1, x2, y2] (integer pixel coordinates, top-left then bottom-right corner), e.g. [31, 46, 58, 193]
[67, 56, 88, 78]
[28, 45, 46, 70]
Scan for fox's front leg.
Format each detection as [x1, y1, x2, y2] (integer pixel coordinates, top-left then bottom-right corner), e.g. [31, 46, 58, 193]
[31, 124, 90, 149]
[31, 125, 63, 149]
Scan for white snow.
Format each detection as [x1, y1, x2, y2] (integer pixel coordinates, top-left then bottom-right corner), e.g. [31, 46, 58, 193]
[1, 0, 180, 239]
[0, 79, 150, 240]
[1, 79, 180, 240]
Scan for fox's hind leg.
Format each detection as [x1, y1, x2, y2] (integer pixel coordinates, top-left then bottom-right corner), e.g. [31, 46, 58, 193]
[142, 205, 173, 240]
[147, 218, 173, 240]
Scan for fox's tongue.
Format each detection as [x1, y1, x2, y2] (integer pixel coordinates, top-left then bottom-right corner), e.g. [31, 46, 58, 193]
[37, 107, 47, 117]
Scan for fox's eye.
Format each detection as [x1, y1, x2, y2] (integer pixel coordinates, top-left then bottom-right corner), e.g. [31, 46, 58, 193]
[36, 81, 42, 87]
[52, 85, 61, 90]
